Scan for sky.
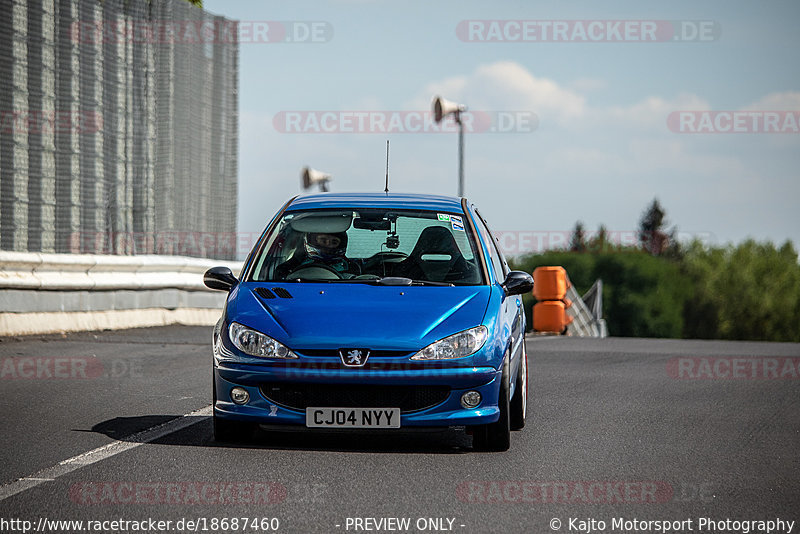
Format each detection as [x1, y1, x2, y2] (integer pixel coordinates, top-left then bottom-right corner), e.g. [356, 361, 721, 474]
[203, 0, 800, 258]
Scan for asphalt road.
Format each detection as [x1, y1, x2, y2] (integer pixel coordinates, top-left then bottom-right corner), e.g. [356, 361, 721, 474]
[1, 326, 798, 534]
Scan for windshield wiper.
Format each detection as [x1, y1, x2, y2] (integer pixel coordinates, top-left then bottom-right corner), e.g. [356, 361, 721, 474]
[283, 277, 382, 284]
[375, 276, 412, 286]
[374, 277, 453, 287]
[282, 277, 453, 286]
[284, 278, 340, 283]
[410, 279, 455, 287]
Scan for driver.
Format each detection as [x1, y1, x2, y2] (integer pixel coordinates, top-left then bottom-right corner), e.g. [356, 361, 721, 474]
[276, 231, 359, 279]
[304, 232, 349, 271]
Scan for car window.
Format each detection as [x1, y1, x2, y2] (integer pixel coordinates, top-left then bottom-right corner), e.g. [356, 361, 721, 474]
[346, 216, 475, 260]
[473, 208, 508, 284]
[249, 208, 484, 285]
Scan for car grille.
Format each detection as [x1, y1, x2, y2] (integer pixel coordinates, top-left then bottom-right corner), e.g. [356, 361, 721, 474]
[259, 383, 450, 413]
[296, 349, 413, 358]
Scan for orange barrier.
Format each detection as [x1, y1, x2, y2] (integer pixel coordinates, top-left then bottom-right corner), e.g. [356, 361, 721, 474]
[533, 301, 566, 333]
[532, 266, 569, 301]
[532, 266, 573, 333]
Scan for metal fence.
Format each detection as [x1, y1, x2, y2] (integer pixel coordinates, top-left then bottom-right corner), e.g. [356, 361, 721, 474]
[0, 0, 238, 260]
[565, 279, 608, 338]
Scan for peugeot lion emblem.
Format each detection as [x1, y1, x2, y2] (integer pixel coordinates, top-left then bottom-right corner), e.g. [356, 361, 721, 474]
[339, 348, 370, 367]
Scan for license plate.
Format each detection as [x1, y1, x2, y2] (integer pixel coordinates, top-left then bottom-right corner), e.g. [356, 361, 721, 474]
[305, 407, 400, 428]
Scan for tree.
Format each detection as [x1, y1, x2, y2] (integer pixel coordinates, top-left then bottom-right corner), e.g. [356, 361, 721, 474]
[512, 248, 690, 337]
[512, 232, 800, 341]
[639, 198, 670, 256]
[684, 239, 800, 341]
[570, 221, 587, 252]
[588, 224, 610, 253]
[663, 227, 685, 260]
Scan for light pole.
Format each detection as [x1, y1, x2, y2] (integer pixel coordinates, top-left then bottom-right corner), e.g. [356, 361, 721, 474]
[433, 95, 468, 197]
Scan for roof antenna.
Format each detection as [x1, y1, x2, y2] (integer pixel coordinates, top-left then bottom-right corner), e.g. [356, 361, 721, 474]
[384, 140, 390, 194]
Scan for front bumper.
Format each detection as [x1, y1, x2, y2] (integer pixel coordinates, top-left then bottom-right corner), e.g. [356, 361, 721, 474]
[214, 362, 502, 428]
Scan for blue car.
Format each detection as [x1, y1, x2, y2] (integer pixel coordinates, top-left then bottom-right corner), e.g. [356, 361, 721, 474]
[204, 193, 533, 451]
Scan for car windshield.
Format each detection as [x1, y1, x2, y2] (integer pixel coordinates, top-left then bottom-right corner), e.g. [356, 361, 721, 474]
[249, 209, 484, 285]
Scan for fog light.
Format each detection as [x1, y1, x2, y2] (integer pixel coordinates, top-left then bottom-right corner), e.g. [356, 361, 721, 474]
[461, 390, 481, 409]
[230, 387, 250, 405]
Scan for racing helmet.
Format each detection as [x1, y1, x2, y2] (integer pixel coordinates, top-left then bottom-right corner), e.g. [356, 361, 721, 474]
[304, 231, 348, 261]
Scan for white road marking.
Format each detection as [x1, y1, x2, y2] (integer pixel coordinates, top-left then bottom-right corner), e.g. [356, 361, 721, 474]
[0, 405, 212, 502]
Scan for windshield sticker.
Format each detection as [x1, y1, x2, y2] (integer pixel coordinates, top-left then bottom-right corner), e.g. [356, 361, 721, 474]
[437, 213, 451, 222]
[450, 215, 463, 224]
[452, 221, 465, 232]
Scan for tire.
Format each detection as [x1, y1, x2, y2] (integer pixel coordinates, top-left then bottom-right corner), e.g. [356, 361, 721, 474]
[212, 375, 252, 443]
[472, 364, 511, 452]
[510, 339, 528, 431]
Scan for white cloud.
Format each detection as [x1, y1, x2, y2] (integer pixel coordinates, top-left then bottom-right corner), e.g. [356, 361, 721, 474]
[582, 93, 710, 132]
[410, 60, 585, 124]
[568, 77, 608, 93]
[405, 62, 761, 197]
[411, 61, 714, 134]
[743, 91, 800, 111]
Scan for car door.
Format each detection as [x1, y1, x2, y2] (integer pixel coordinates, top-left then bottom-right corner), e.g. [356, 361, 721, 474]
[472, 207, 525, 383]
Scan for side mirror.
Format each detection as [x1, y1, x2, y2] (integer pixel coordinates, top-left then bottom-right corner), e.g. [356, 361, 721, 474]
[204, 266, 238, 291]
[502, 270, 534, 296]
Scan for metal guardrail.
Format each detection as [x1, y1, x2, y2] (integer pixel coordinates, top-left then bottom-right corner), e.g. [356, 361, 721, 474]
[565, 279, 608, 338]
[0, 251, 241, 291]
[0, 252, 242, 335]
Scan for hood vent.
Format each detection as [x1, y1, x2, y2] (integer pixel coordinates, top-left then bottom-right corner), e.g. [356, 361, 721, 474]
[254, 287, 276, 299]
[272, 287, 293, 299]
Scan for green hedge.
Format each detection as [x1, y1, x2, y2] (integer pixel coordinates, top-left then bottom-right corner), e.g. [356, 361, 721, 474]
[510, 240, 800, 342]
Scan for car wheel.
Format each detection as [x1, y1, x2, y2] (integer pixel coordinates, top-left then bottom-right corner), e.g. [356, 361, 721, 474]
[510, 338, 528, 431]
[472, 364, 511, 452]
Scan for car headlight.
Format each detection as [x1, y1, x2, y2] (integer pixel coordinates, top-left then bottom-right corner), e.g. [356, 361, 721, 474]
[228, 322, 297, 359]
[411, 326, 488, 360]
